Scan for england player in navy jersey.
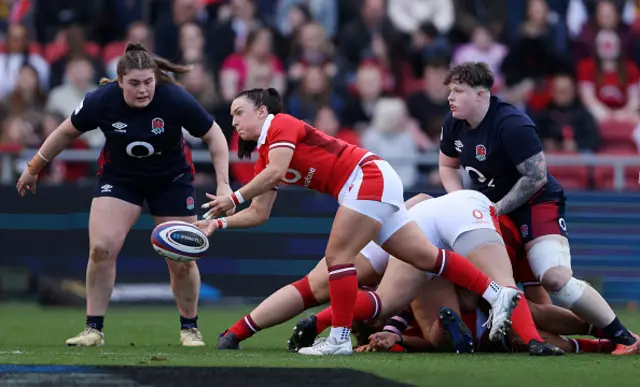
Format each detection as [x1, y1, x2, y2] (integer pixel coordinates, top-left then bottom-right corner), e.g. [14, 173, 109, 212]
[16, 43, 232, 348]
[438, 62, 639, 355]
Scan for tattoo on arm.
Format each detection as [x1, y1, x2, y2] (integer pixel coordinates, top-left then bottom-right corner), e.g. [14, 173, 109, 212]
[496, 151, 548, 215]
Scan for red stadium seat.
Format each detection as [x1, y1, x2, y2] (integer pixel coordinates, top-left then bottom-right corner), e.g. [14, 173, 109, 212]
[593, 165, 640, 190]
[598, 119, 637, 149]
[547, 164, 590, 189]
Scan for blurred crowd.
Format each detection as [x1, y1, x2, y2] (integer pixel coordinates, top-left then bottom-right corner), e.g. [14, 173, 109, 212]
[1, 0, 640, 189]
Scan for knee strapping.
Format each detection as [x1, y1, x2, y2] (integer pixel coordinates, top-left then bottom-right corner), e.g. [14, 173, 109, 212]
[550, 277, 587, 308]
[527, 238, 572, 280]
[292, 276, 319, 308]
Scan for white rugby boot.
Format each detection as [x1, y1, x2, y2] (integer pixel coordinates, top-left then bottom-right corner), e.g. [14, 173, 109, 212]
[487, 286, 521, 342]
[297, 336, 353, 356]
[65, 327, 104, 347]
[180, 328, 205, 347]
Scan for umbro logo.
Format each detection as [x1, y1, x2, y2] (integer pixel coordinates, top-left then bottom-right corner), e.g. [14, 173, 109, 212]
[454, 140, 464, 153]
[112, 122, 127, 132]
[100, 184, 113, 193]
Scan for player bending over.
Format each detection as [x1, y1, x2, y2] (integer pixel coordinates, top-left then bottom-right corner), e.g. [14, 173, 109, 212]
[17, 43, 232, 347]
[438, 61, 639, 355]
[196, 88, 520, 356]
[288, 190, 563, 356]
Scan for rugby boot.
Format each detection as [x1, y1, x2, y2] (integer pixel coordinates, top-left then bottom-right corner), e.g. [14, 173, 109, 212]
[287, 315, 318, 352]
[488, 287, 520, 342]
[527, 339, 565, 356]
[611, 331, 640, 355]
[65, 327, 104, 347]
[180, 327, 205, 347]
[437, 307, 475, 354]
[217, 330, 240, 350]
[297, 336, 353, 356]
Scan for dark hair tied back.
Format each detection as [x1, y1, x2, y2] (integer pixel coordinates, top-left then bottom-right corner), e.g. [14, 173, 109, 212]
[236, 88, 284, 159]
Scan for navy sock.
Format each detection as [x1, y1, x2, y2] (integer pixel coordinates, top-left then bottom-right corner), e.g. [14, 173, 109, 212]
[602, 317, 635, 345]
[181, 315, 198, 330]
[86, 315, 104, 331]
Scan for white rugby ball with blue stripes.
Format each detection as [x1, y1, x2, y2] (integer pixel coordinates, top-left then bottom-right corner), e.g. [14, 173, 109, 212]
[151, 221, 209, 262]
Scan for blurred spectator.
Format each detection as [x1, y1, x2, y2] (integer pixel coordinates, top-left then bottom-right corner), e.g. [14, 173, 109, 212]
[99, 0, 145, 44]
[208, 0, 263, 73]
[46, 56, 100, 147]
[500, 0, 567, 109]
[181, 61, 221, 117]
[179, 22, 208, 64]
[406, 57, 450, 149]
[0, 64, 46, 129]
[452, 25, 507, 90]
[105, 22, 154, 79]
[338, 0, 401, 71]
[38, 111, 90, 183]
[341, 63, 385, 131]
[276, 0, 338, 39]
[451, 0, 507, 44]
[361, 98, 419, 188]
[48, 25, 105, 89]
[286, 65, 343, 122]
[573, 0, 634, 62]
[33, 0, 98, 44]
[388, 0, 454, 35]
[407, 22, 451, 78]
[154, 0, 209, 63]
[576, 29, 639, 122]
[0, 23, 49, 99]
[313, 105, 360, 146]
[287, 22, 345, 91]
[535, 74, 600, 153]
[219, 28, 286, 103]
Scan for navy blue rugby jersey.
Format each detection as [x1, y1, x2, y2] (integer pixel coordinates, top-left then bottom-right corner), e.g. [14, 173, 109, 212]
[440, 96, 563, 204]
[70, 82, 214, 182]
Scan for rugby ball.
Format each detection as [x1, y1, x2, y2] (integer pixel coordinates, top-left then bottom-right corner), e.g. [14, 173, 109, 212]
[151, 221, 209, 262]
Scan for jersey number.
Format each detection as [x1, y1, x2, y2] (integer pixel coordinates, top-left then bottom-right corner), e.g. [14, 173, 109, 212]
[126, 141, 156, 158]
[465, 166, 495, 188]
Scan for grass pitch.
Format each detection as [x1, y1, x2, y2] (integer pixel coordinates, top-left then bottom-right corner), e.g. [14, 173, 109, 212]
[1, 302, 639, 386]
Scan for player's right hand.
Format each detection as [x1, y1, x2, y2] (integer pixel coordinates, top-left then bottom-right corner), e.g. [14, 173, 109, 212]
[193, 219, 219, 236]
[16, 168, 38, 197]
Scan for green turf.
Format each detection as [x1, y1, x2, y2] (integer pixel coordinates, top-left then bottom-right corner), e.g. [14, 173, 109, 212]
[0, 302, 639, 386]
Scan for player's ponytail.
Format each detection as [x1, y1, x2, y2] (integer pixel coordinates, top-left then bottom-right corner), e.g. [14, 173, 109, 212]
[114, 42, 192, 85]
[235, 88, 285, 159]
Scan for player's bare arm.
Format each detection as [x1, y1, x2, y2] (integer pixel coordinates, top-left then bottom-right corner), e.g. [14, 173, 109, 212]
[200, 121, 231, 191]
[202, 147, 293, 216]
[16, 118, 83, 196]
[495, 151, 547, 215]
[197, 190, 277, 235]
[438, 152, 464, 192]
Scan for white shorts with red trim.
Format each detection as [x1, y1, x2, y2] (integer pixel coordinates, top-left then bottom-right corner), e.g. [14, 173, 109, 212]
[337, 153, 410, 243]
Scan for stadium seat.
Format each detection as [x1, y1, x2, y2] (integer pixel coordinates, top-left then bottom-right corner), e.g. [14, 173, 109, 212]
[598, 119, 637, 149]
[593, 165, 640, 191]
[547, 164, 590, 189]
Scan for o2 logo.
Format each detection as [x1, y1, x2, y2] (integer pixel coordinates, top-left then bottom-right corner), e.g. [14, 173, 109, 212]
[126, 141, 156, 158]
[558, 217, 567, 231]
[465, 166, 495, 188]
[282, 168, 302, 183]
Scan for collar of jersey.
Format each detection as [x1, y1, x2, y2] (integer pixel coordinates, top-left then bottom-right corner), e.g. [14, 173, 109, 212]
[257, 114, 274, 149]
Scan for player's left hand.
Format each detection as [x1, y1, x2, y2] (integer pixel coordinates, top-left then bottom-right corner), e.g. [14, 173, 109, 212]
[201, 193, 234, 220]
[369, 331, 399, 351]
[216, 184, 235, 216]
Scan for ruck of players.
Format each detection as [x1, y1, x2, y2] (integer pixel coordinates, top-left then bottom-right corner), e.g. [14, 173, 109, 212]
[16, 40, 638, 358]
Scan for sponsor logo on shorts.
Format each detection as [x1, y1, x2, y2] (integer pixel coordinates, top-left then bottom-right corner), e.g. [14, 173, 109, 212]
[186, 196, 195, 210]
[520, 224, 529, 238]
[475, 145, 487, 162]
[151, 117, 165, 135]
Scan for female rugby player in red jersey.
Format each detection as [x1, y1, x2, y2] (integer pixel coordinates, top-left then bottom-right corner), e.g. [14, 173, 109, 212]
[197, 88, 520, 356]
